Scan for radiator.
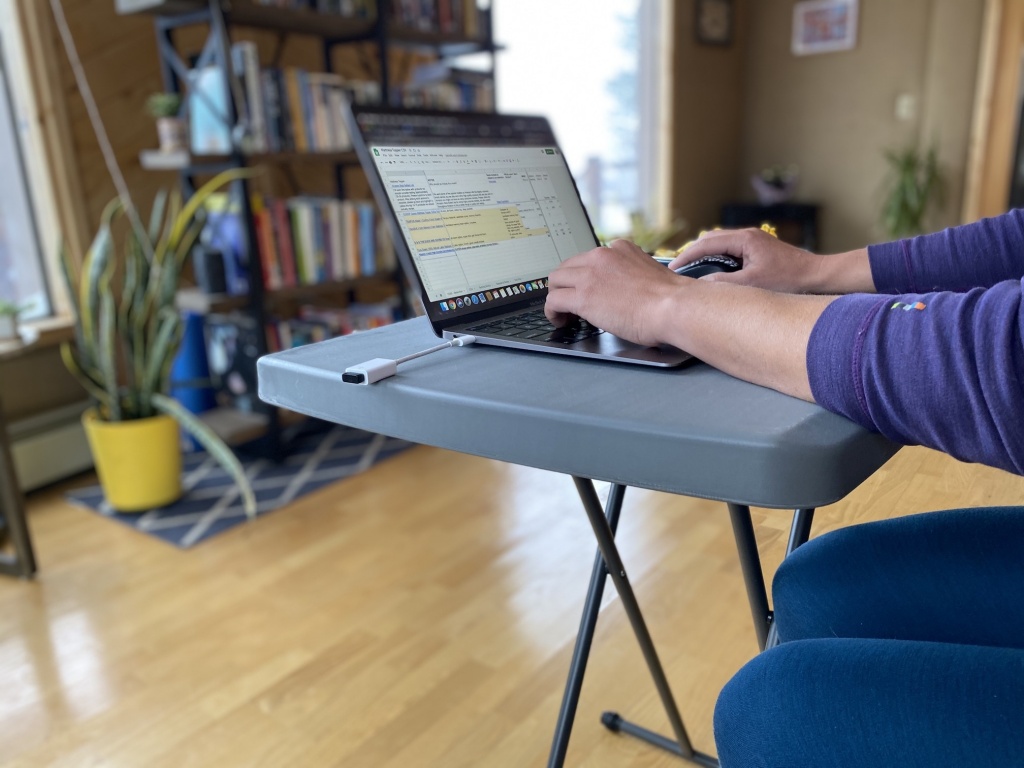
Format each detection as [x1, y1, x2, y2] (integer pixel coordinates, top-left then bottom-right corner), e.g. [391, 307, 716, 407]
[8, 401, 94, 492]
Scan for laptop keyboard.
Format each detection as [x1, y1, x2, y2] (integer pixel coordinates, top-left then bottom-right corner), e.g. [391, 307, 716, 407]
[465, 308, 604, 345]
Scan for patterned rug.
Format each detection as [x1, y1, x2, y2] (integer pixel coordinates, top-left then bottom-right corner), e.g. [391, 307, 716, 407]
[66, 423, 413, 548]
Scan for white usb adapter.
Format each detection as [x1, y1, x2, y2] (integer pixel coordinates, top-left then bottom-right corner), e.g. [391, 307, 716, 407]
[342, 336, 477, 385]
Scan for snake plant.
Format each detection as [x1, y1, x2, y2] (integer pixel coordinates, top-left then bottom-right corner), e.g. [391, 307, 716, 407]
[60, 168, 258, 517]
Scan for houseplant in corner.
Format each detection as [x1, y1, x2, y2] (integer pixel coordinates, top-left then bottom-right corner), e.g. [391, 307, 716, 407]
[881, 145, 945, 238]
[60, 169, 257, 514]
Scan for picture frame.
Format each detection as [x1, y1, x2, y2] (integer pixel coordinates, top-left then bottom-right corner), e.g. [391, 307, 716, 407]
[791, 0, 859, 56]
[695, 0, 734, 46]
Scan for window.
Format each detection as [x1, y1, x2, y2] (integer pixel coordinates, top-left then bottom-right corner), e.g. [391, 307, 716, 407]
[481, 0, 667, 237]
[0, 2, 56, 322]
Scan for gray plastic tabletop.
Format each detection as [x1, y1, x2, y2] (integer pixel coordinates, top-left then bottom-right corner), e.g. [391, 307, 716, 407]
[258, 318, 899, 508]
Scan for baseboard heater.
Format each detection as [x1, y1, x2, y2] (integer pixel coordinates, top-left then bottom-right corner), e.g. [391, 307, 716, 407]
[8, 401, 94, 492]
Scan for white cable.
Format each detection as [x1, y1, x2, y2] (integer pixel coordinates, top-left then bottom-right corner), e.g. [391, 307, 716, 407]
[343, 336, 476, 385]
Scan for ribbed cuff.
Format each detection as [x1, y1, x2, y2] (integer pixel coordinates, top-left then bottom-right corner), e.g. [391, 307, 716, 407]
[868, 240, 914, 294]
[806, 293, 890, 430]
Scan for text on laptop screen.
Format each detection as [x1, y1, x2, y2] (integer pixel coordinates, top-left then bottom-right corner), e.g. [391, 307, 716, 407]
[369, 145, 597, 302]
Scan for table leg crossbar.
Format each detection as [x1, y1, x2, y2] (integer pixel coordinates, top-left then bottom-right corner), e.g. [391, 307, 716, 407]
[547, 479, 815, 766]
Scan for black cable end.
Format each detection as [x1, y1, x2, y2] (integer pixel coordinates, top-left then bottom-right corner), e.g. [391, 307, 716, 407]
[601, 712, 622, 731]
[342, 372, 366, 384]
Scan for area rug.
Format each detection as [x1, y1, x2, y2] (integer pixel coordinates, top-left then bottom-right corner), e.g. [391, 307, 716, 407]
[66, 423, 413, 548]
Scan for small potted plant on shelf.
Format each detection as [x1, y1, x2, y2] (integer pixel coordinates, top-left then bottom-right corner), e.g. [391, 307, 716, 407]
[59, 168, 258, 514]
[0, 300, 24, 341]
[146, 92, 186, 153]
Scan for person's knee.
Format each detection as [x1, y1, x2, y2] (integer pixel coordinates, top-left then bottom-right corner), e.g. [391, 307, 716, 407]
[713, 655, 770, 768]
[772, 508, 1024, 645]
[713, 642, 814, 768]
[715, 638, 1024, 767]
[770, 525, 868, 641]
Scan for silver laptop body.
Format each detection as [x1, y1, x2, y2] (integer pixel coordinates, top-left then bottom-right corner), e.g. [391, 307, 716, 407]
[345, 106, 691, 368]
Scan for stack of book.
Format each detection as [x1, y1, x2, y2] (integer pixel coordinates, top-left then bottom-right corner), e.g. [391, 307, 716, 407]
[252, 0, 376, 17]
[250, 194, 397, 290]
[264, 302, 396, 352]
[228, 42, 381, 155]
[389, 0, 485, 37]
[400, 62, 494, 111]
[191, 41, 380, 156]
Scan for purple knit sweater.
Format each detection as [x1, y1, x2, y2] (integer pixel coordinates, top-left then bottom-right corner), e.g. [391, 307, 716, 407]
[807, 209, 1024, 475]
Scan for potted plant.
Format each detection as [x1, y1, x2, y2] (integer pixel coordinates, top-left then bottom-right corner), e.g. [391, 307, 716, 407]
[881, 145, 945, 238]
[0, 300, 24, 340]
[751, 164, 800, 206]
[59, 168, 257, 514]
[597, 211, 689, 255]
[146, 92, 186, 153]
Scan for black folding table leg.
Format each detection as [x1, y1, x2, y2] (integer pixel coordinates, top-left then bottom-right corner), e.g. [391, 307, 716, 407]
[546, 483, 626, 768]
[551, 492, 817, 765]
[764, 508, 814, 649]
[572, 477, 718, 767]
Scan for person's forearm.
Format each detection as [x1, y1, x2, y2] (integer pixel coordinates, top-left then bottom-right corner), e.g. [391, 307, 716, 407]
[651, 281, 839, 401]
[870, 209, 1024, 293]
[802, 248, 875, 294]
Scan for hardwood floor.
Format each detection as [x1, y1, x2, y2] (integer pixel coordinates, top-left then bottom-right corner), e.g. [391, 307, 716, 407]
[2, 443, 1024, 767]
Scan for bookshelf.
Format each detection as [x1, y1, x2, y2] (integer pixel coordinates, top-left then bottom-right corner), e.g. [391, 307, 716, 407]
[122, 0, 500, 454]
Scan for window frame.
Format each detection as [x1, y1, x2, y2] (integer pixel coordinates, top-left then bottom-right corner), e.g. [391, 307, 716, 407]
[0, 0, 89, 323]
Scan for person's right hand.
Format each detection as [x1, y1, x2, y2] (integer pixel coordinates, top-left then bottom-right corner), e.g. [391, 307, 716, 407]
[668, 227, 826, 293]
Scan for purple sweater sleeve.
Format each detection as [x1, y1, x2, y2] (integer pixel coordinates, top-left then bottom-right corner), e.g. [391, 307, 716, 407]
[869, 209, 1024, 293]
[807, 282, 1024, 475]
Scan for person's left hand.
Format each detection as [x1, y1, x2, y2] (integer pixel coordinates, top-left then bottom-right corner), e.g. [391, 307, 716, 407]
[545, 239, 683, 348]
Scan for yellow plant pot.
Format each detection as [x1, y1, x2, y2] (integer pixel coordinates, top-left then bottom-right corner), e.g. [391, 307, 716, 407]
[82, 409, 183, 512]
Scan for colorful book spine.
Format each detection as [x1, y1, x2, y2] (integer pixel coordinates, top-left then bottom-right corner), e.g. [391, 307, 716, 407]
[284, 68, 308, 151]
[358, 202, 376, 276]
[270, 199, 298, 287]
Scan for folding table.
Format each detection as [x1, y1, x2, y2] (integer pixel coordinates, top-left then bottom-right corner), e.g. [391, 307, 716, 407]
[258, 318, 899, 766]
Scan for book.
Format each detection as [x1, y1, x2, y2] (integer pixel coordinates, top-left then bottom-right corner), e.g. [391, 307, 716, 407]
[250, 195, 282, 289]
[189, 66, 232, 154]
[284, 68, 308, 151]
[270, 198, 298, 286]
[296, 69, 316, 151]
[200, 194, 249, 295]
[231, 40, 267, 153]
[288, 203, 311, 283]
[357, 202, 376, 276]
[341, 201, 360, 277]
[326, 200, 345, 279]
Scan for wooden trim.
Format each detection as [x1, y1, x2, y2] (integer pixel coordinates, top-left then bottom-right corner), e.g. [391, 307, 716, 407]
[963, 0, 1004, 222]
[962, 0, 1024, 222]
[12, 0, 90, 275]
[655, 0, 675, 228]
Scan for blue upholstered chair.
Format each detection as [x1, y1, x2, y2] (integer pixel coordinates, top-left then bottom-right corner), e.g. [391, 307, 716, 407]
[713, 507, 1024, 767]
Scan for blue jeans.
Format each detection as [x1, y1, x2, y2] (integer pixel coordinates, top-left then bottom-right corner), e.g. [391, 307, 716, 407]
[713, 507, 1024, 767]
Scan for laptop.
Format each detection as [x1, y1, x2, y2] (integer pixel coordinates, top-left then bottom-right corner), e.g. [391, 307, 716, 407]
[344, 105, 691, 367]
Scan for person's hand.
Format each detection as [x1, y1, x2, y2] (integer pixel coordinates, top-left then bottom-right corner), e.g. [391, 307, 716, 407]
[668, 228, 825, 293]
[545, 239, 683, 348]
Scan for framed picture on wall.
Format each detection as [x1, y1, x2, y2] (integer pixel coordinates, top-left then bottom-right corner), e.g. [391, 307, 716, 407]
[791, 0, 859, 56]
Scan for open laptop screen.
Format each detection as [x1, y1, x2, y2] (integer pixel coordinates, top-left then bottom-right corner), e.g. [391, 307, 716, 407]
[369, 145, 596, 313]
[349, 108, 600, 323]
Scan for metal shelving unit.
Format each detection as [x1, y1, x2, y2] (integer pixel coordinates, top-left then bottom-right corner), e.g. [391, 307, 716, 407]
[123, 0, 500, 457]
